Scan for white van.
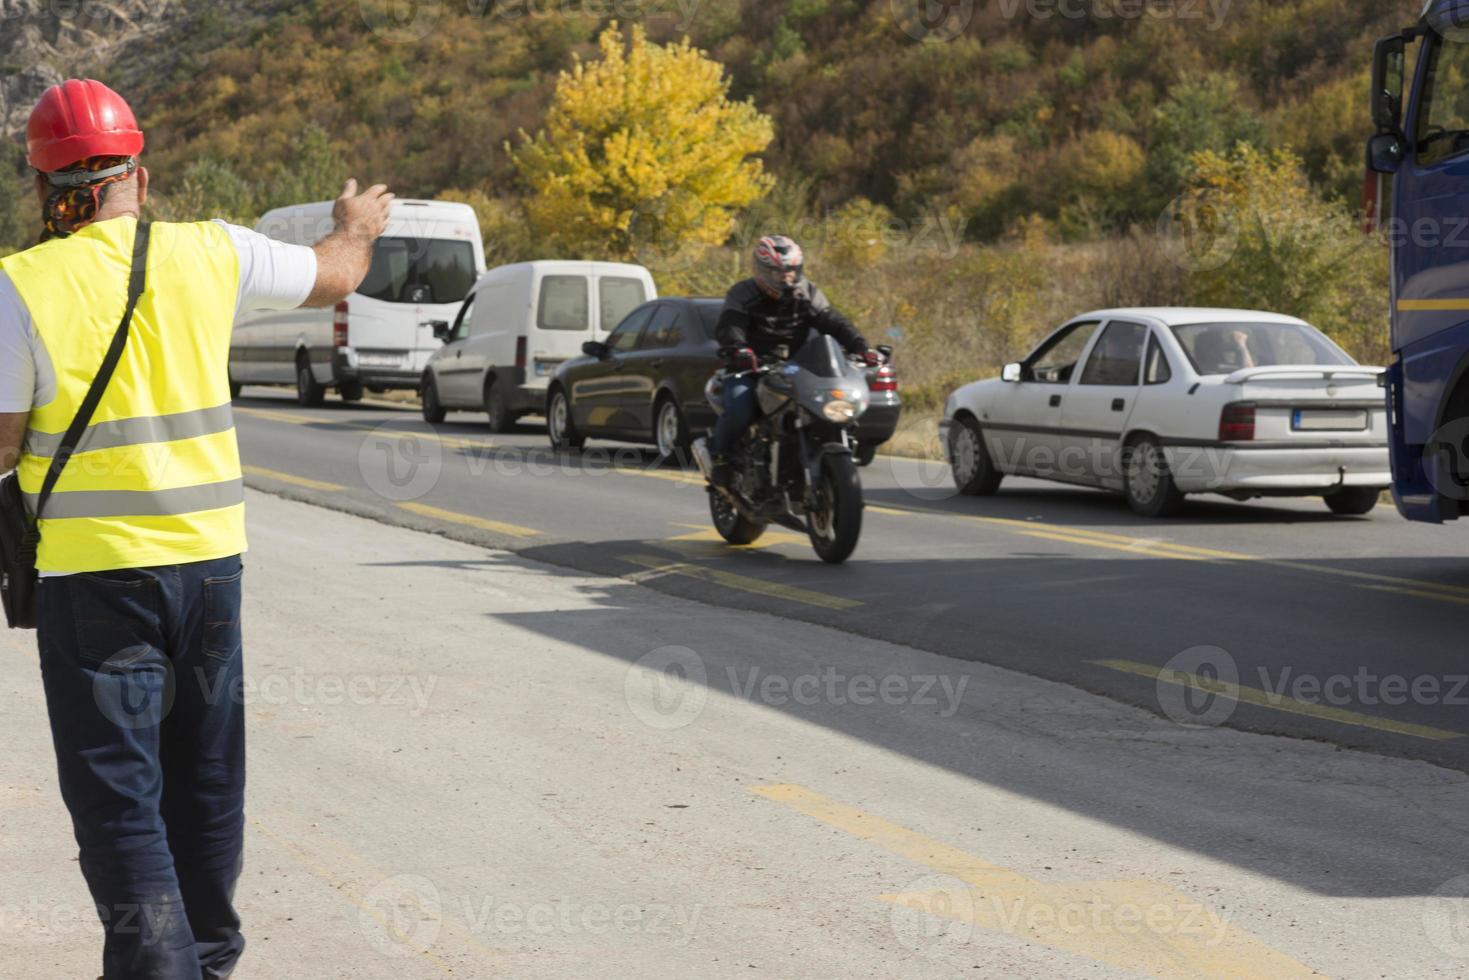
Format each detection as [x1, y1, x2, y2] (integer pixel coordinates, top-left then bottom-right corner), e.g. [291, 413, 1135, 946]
[421, 261, 657, 431]
[230, 199, 486, 405]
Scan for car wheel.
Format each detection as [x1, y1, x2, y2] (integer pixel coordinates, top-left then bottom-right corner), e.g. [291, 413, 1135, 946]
[548, 387, 585, 451]
[1325, 487, 1380, 516]
[948, 416, 1003, 496]
[653, 396, 689, 460]
[295, 356, 325, 408]
[854, 441, 878, 467]
[1124, 436, 1185, 517]
[421, 374, 447, 424]
[339, 381, 364, 403]
[484, 377, 514, 433]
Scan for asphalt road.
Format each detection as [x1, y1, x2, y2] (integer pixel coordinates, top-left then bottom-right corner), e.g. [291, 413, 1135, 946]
[233, 388, 1469, 773]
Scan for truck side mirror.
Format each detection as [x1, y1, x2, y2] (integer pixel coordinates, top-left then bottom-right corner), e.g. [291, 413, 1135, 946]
[1372, 36, 1406, 136]
[1002, 362, 1023, 383]
[1367, 133, 1406, 175]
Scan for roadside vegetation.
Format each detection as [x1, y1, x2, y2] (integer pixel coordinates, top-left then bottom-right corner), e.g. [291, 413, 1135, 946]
[0, 0, 1415, 437]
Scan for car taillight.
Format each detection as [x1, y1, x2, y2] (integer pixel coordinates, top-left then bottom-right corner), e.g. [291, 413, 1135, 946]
[333, 302, 349, 348]
[1219, 403, 1256, 442]
[515, 337, 527, 370]
[871, 366, 898, 393]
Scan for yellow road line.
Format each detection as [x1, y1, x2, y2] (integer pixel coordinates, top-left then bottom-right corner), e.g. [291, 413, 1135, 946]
[753, 785, 1318, 979]
[1018, 529, 1212, 560]
[237, 405, 498, 453]
[1398, 298, 1469, 312]
[667, 528, 807, 549]
[621, 553, 862, 610]
[397, 501, 540, 539]
[242, 465, 345, 492]
[235, 406, 325, 425]
[1359, 583, 1469, 606]
[872, 501, 1469, 602]
[1095, 659, 1465, 741]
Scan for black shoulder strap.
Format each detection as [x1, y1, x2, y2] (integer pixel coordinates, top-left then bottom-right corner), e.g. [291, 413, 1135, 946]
[32, 221, 151, 522]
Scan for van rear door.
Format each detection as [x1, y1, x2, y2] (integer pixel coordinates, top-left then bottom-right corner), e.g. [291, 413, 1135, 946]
[527, 268, 594, 385]
[349, 233, 478, 384]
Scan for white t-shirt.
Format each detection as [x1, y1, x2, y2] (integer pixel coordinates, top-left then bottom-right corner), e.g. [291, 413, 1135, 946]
[0, 221, 318, 413]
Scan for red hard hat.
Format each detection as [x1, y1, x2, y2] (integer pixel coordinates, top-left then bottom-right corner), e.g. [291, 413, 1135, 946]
[26, 79, 144, 174]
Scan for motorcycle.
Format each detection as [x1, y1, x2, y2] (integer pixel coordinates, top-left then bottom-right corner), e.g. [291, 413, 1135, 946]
[694, 335, 877, 564]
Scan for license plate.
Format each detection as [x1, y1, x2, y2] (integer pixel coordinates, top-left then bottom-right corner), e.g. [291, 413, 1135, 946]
[1292, 408, 1368, 431]
[357, 354, 404, 368]
[536, 362, 559, 377]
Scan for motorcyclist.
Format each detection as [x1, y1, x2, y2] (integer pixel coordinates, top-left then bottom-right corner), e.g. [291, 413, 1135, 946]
[696, 235, 877, 488]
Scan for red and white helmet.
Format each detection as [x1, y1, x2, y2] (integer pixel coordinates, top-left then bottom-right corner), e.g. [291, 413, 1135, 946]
[752, 235, 806, 299]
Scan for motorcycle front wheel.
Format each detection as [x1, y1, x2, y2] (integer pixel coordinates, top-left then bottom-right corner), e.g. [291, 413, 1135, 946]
[807, 453, 863, 564]
[710, 489, 767, 545]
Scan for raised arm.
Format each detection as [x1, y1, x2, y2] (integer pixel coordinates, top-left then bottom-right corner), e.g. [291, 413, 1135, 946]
[0, 413, 25, 475]
[305, 179, 394, 308]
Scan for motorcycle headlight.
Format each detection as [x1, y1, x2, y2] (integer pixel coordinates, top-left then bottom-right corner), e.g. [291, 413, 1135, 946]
[823, 399, 856, 423]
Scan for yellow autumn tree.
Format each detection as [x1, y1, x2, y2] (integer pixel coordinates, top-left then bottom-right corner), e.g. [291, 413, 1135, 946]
[509, 23, 775, 264]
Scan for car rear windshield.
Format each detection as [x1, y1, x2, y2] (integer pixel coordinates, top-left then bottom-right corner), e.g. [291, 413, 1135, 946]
[358, 237, 476, 305]
[539, 276, 590, 331]
[1170, 322, 1353, 375]
[696, 303, 722, 340]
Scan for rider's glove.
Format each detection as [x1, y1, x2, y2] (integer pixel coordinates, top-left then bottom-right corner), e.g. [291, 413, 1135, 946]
[728, 347, 759, 373]
[861, 349, 882, 367]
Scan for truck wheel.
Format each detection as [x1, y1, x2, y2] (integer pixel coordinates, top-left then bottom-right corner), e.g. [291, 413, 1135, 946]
[421, 375, 447, 424]
[1325, 487, 1381, 516]
[949, 417, 1003, 495]
[296, 356, 325, 408]
[1124, 436, 1185, 517]
[484, 378, 514, 433]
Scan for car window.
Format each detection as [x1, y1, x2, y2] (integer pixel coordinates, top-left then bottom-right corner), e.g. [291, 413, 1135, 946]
[538, 276, 590, 331]
[1416, 36, 1469, 167]
[643, 305, 683, 350]
[1144, 333, 1172, 385]
[696, 304, 721, 340]
[1028, 321, 1100, 383]
[600, 277, 648, 333]
[1080, 321, 1147, 386]
[1170, 321, 1353, 374]
[607, 305, 655, 354]
[358, 238, 477, 305]
[449, 294, 474, 343]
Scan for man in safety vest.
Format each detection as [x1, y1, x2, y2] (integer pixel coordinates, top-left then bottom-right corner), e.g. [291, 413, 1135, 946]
[0, 79, 392, 979]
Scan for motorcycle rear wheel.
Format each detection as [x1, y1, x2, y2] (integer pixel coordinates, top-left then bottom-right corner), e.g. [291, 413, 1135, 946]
[807, 453, 863, 564]
[710, 489, 767, 545]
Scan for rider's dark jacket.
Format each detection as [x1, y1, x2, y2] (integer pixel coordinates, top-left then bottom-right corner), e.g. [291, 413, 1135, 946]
[715, 279, 868, 358]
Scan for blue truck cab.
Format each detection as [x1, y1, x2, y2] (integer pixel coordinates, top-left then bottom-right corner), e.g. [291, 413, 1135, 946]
[1370, 0, 1469, 522]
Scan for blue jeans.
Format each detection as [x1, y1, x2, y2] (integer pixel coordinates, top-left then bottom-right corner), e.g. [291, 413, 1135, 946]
[710, 374, 760, 456]
[36, 556, 247, 980]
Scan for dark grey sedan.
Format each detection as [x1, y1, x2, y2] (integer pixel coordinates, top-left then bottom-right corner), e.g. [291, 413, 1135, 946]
[546, 297, 902, 463]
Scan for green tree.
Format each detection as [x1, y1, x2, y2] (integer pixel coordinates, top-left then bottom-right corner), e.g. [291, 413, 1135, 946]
[1146, 74, 1268, 211]
[509, 23, 775, 262]
[0, 139, 35, 256]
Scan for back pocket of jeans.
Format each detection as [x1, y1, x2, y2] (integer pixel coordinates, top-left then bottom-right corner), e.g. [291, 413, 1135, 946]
[203, 568, 243, 662]
[72, 571, 161, 668]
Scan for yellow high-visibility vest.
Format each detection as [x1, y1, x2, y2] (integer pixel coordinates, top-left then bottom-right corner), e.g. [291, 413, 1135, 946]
[3, 216, 247, 573]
